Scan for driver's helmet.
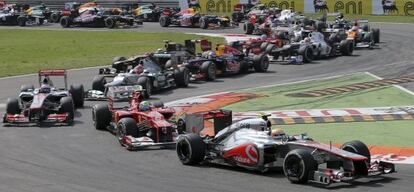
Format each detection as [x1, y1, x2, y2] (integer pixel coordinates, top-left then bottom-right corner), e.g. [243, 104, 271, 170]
[271, 128, 286, 140]
[42, 77, 49, 85]
[260, 34, 267, 40]
[39, 84, 51, 93]
[304, 37, 311, 43]
[351, 25, 359, 31]
[131, 64, 144, 74]
[139, 101, 151, 112]
[202, 50, 216, 59]
[361, 24, 369, 32]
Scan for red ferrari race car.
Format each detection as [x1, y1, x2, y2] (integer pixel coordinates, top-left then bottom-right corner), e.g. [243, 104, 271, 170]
[3, 70, 84, 126]
[176, 109, 395, 186]
[92, 86, 177, 150]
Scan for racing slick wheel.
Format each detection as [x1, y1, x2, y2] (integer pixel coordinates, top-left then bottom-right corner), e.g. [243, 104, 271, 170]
[60, 16, 71, 28]
[372, 28, 380, 44]
[17, 16, 27, 27]
[298, 46, 314, 63]
[253, 54, 269, 72]
[92, 104, 111, 130]
[116, 117, 139, 145]
[176, 134, 206, 165]
[339, 40, 354, 56]
[6, 98, 21, 115]
[283, 149, 318, 184]
[92, 76, 107, 93]
[174, 67, 190, 87]
[200, 61, 216, 81]
[159, 16, 170, 27]
[244, 22, 254, 34]
[59, 96, 75, 124]
[70, 84, 85, 108]
[105, 17, 117, 29]
[199, 17, 209, 29]
[341, 140, 371, 162]
[137, 76, 152, 99]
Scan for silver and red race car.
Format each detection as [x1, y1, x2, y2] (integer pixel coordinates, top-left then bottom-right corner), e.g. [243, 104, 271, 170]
[3, 69, 84, 126]
[176, 109, 395, 186]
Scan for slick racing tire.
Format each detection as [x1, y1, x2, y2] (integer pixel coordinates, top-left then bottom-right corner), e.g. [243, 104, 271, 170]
[159, 16, 170, 27]
[92, 75, 107, 93]
[339, 40, 354, 56]
[70, 84, 85, 108]
[176, 134, 206, 165]
[200, 61, 216, 81]
[6, 98, 20, 115]
[199, 17, 208, 29]
[105, 17, 116, 29]
[50, 13, 60, 23]
[152, 101, 164, 108]
[341, 140, 371, 162]
[92, 104, 111, 130]
[239, 61, 250, 74]
[253, 54, 269, 72]
[298, 46, 313, 63]
[137, 76, 152, 99]
[372, 28, 380, 44]
[244, 22, 254, 34]
[117, 117, 139, 145]
[60, 16, 71, 28]
[59, 96, 75, 122]
[283, 149, 318, 184]
[174, 67, 190, 87]
[20, 84, 34, 92]
[17, 16, 27, 27]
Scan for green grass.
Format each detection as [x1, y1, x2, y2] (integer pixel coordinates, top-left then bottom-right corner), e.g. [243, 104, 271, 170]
[305, 13, 414, 23]
[224, 73, 414, 112]
[223, 73, 414, 147]
[278, 121, 414, 147]
[0, 29, 224, 77]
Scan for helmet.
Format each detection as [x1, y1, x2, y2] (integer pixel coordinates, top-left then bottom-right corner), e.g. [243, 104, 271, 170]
[271, 128, 286, 140]
[260, 34, 267, 40]
[39, 84, 51, 93]
[139, 101, 151, 112]
[304, 37, 311, 43]
[131, 64, 144, 74]
[351, 26, 358, 31]
[202, 50, 216, 59]
[362, 24, 369, 32]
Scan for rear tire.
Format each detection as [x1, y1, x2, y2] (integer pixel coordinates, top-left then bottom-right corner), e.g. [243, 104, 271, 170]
[200, 61, 216, 81]
[60, 16, 71, 28]
[17, 16, 26, 27]
[159, 16, 170, 27]
[92, 104, 111, 130]
[244, 22, 254, 34]
[298, 46, 313, 63]
[253, 54, 269, 72]
[137, 76, 152, 99]
[105, 17, 116, 29]
[70, 84, 85, 108]
[92, 76, 106, 92]
[372, 28, 380, 44]
[174, 67, 190, 87]
[339, 40, 354, 56]
[6, 98, 20, 115]
[283, 149, 318, 184]
[176, 134, 206, 165]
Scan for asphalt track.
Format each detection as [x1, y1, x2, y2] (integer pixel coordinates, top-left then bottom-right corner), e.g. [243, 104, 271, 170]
[1, 22, 414, 192]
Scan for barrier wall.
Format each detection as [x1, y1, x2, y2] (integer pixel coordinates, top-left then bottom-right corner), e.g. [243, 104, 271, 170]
[180, 0, 414, 15]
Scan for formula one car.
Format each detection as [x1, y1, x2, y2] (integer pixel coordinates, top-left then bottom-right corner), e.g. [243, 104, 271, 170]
[183, 40, 269, 81]
[232, 3, 265, 23]
[3, 70, 84, 126]
[92, 53, 190, 98]
[346, 20, 380, 48]
[49, 2, 83, 23]
[60, 7, 141, 28]
[92, 87, 176, 150]
[176, 109, 396, 186]
[0, 3, 18, 25]
[15, 4, 51, 26]
[132, 3, 161, 22]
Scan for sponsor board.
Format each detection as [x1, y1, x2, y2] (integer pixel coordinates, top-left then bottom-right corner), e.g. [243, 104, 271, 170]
[179, 0, 414, 16]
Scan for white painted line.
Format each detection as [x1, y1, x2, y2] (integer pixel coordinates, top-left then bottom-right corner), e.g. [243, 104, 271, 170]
[365, 72, 414, 96]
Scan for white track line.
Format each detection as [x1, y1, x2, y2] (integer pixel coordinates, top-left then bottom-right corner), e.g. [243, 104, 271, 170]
[364, 72, 414, 96]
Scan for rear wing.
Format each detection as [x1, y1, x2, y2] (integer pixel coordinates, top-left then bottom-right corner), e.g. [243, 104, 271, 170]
[178, 109, 232, 135]
[38, 69, 67, 89]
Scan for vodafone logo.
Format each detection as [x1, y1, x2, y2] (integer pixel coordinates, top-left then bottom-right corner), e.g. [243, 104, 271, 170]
[245, 145, 258, 163]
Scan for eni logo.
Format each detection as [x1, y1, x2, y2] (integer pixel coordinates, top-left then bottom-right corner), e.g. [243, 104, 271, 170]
[334, 1, 363, 15]
[206, 0, 232, 13]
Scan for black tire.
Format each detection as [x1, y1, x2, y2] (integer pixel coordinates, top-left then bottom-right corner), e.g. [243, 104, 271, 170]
[176, 134, 206, 165]
[265, 43, 275, 54]
[372, 28, 380, 44]
[17, 16, 26, 27]
[232, 12, 241, 23]
[339, 40, 353, 56]
[70, 84, 85, 108]
[20, 84, 34, 92]
[92, 104, 111, 130]
[174, 67, 190, 87]
[244, 22, 254, 34]
[199, 17, 208, 29]
[152, 101, 164, 108]
[298, 46, 313, 63]
[59, 96, 75, 122]
[239, 61, 250, 74]
[137, 76, 152, 99]
[105, 17, 116, 29]
[38, 18, 44, 25]
[60, 16, 71, 28]
[341, 140, 371, 162]
[50, 13, 60, 23]
[117, 117, 139, 144]
[200, 61, 216, 81]
[92, 75, 106, 92]
[6, 98, 20, 115]
[260, 42, 269, 51]
[253, 54, 269, 72]
[283, 149, 318, 184]
[159, 16, 170, 27]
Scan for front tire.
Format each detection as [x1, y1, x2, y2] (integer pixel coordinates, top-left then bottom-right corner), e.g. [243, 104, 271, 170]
[92, 104, 111, 130]
[59, 96, 75, 122]
[341, 140, 371, 162]
[244, 22, 254, 34]
[105, 17, 116, 29]
[200, 61, 216, 81]
[176, 134, 206, 165]
[283, 149, 318, 184]
[253, 54, 269, 72]
[60, 16, 71, 28]
[6, 98, 20, 115]
[159, 16, 170, 27]
[70, 84, 85, 108]
[117, 117, 139, 145]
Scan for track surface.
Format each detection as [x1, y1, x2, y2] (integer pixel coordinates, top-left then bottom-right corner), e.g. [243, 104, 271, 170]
[1, 22, 414, 192]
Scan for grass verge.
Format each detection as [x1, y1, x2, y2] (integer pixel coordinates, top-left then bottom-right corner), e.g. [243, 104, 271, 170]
[0, 29, 224, 77]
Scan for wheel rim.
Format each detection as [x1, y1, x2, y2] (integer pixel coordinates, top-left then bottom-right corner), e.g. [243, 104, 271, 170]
[117, 123, 126, 142]
[285, 156, 303, 180]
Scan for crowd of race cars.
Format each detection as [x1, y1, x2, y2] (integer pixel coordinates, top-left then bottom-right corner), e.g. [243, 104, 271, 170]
[1, 1, 394, 187]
